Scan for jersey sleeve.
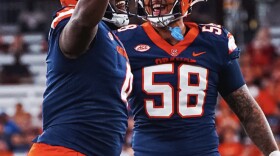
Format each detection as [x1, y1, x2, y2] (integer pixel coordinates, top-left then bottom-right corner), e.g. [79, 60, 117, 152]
[218, 59, 245, 97]
[49, 19, 69, 43]
[218, 28, 245, 97]
[48, 7, 74, 52]
[45, 7, 76, 74]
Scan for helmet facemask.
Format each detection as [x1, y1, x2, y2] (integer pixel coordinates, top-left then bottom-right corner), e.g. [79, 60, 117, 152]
[136, 0, 207, 27]
[102, 0, 131, 27]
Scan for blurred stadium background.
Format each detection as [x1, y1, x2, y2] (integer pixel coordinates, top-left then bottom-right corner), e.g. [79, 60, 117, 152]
[0, 0, 279, 155]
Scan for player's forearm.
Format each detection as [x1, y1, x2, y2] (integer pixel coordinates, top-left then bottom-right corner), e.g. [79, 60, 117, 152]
[60, 0, 109, 58]
[224, 85, 279, 156]
[71, 0, 109, 27]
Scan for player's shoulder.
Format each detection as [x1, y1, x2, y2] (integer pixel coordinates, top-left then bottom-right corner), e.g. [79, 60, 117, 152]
[51, 7, 74, 30]
[197, 23, 232, 40]
[114, 24, 141, 41]
[196, 23, 240, 59]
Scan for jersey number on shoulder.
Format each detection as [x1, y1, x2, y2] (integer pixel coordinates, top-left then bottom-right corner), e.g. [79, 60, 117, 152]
[202, 23, 222, 35]
[143, 64, 208, 118]
[117, 25, 138, 32]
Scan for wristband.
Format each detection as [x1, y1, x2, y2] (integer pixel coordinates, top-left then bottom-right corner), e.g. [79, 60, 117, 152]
[269, 151, 280, 156]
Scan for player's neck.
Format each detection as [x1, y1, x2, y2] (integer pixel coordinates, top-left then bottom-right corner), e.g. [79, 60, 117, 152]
[153, 19, 188, 46]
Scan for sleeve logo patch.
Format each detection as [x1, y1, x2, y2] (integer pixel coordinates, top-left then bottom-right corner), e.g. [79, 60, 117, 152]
[134, 44, 151, 52]
[227, 33, 237, 54]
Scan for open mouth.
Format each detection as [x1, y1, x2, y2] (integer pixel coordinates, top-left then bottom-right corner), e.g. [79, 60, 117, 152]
[116, 1, 126, 12]
[152, 3, 167, 16]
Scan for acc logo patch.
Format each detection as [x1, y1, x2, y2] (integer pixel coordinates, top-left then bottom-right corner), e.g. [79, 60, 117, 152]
[134, 44, 150, 52]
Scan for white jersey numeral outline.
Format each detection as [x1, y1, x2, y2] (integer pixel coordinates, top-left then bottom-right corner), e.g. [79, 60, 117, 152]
[143, 64, 208, 118]
[201, 23, 222, 35]
[117, 25, 138, 32]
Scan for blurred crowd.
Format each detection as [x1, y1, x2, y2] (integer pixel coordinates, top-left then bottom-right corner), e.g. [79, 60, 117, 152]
[217, 26, 280, 156]
[0, 0, 280, 156]
[0, 103, 41, 156]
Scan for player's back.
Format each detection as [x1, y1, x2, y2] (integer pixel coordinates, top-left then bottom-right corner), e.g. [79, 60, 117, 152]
[115, 22, 243, 156]
[34, 7, 132, 156]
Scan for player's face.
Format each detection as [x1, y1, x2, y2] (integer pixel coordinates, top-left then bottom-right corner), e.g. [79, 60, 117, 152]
[144, 0, 176, 16]
[110, 0, 127, 13]
[116, 0, 127, 12]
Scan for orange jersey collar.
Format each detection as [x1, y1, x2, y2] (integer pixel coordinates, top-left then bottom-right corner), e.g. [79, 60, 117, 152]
[142, 22, 199, 57]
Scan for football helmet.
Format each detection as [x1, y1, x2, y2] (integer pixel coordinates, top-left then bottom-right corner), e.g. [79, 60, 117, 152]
[136, 0, 207, 27]
[60, 0, 78, 6]
[103, 1, 130, 27]
[59, 0, 130, 27]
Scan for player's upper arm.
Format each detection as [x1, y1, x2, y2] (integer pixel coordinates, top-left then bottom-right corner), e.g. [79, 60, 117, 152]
[216, 27, 245, 97]
[59, 0, 109, 58]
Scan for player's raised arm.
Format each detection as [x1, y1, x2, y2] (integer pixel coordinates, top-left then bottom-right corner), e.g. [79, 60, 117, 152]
[60, 0, 109, 58]
[224, 85, 279, 156]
